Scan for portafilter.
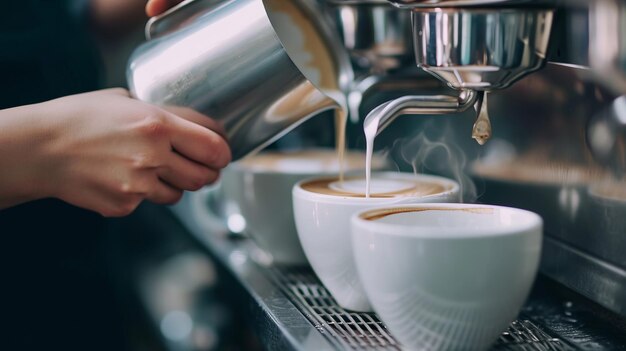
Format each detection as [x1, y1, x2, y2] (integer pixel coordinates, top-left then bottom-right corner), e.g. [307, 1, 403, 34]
[362, 0, 553, 143]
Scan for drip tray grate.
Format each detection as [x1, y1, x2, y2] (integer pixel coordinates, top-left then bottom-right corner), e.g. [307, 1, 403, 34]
[268, 266, 576, 351]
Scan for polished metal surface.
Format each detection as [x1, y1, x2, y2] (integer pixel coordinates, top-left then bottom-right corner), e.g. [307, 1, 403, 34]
[271, 267, 401, 350]
[127, 0, 352, 160]
[412, 8, 554, 90]
[387, 0, 549, 8]
[324, 0, 413, 73]
[463, 59, 626, 317]
[587, 0, 626, 93]
[541, 237, 626, 317]
[364, 89, 477, 136]
[323, 0, 424, 122]
[346, 68, 441, 121]
[556, 0, 626, 94]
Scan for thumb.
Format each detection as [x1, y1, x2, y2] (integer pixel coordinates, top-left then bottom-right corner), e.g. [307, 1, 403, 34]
[146, 0, 184, 17]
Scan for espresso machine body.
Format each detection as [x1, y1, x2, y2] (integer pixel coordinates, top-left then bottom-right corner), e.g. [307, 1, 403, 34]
[471, 1, 626, 317]
[330, 0, 626, 317]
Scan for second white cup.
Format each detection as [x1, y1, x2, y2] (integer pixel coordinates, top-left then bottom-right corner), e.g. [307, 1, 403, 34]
[351, 204, 543, 350]
[222, 149, 386, 265]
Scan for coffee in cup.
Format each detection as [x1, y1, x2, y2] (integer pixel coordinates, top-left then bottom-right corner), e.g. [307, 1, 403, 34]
[300, 175, 449, 198]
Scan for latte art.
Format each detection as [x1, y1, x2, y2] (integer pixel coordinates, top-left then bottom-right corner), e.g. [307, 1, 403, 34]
[301, 175, 449, 198]
[329, 178, 415, 194]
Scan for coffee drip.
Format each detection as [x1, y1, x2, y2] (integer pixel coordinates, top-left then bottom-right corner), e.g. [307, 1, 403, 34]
[472, 92, 492, 146]
[335, 110, 348, 182]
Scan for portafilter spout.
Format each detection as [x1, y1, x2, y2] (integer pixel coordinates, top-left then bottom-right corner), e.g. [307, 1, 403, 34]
[363, 89, 477, 197]
[364, 89, 477, 137]
[362, 1, 553, 144]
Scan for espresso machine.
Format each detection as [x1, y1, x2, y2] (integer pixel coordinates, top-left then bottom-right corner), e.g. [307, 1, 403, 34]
[124, 0, 626, 349]
[328, 0, 626, 319]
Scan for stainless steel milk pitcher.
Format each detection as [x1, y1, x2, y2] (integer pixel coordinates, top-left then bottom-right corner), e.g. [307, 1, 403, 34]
[127, 0, 352, 160]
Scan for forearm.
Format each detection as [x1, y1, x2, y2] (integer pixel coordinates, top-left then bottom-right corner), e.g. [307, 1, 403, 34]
[0, 104, 57, 209]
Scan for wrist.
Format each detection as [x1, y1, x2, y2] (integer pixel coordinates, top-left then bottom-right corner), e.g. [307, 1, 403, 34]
[0, 101, 64, 207]
[29, 99, 72, 201]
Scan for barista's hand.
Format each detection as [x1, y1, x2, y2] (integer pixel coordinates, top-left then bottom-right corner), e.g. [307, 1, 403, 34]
[146, 0, 185, 17]
[89, 0, 184, 38]
[0, 88, 231, 216]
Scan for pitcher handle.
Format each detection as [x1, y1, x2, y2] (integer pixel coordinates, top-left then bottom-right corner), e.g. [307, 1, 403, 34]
[146, 0, 229, 40]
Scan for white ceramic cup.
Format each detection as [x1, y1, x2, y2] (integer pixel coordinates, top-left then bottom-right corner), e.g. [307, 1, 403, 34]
[351, 204, 543, 350]
[293, 172, 460, 311]
[222, 149, 387, 265]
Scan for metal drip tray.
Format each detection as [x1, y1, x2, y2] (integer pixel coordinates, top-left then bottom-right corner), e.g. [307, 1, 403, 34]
[497, 321, 567, 351]
[268, 267, 575, 351]
[277, 269, 400, 350]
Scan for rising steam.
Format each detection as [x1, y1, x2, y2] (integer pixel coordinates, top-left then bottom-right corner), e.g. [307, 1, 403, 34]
[386, 122, 478, 203]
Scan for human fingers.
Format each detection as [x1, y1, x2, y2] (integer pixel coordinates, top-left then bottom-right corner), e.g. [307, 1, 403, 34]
[146, 0, 184, 17]
[162, 105, 227, 139]
[76, 186, 144, 218]
[157, 152, 220, 191]
[167, 114, 232, 169]
[146, 177, 184, 205]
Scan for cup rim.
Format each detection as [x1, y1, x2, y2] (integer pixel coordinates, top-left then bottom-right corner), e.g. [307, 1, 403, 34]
[226, 148, 388, 176]
[351, 203, 543, 239]
[293, 172, 460, 204]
